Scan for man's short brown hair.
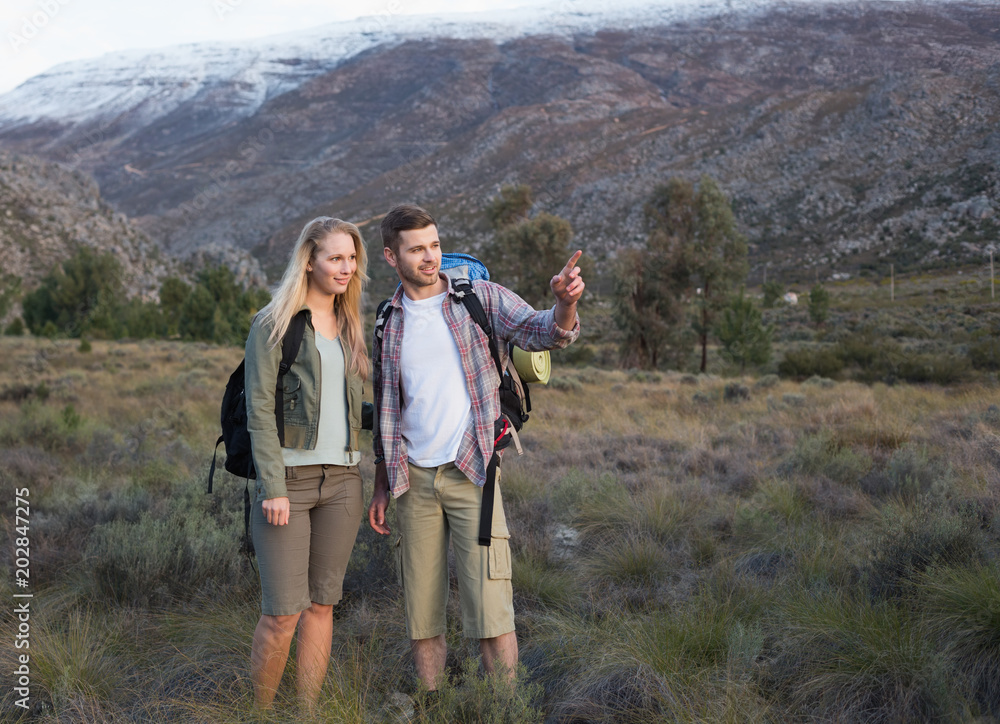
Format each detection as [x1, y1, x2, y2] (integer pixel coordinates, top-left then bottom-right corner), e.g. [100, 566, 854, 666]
[380, 204, 436, 254]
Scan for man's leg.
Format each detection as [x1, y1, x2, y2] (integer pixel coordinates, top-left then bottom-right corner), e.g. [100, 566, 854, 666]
[411, 634, 448, 691]
[397, 464, 451, 688]
[438, 465, 518, 679]
[296, 602, 333, 710]
[480, 630, 518, 683]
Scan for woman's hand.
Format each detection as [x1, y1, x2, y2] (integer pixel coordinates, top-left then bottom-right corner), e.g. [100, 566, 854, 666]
[262, 496, 290, 526]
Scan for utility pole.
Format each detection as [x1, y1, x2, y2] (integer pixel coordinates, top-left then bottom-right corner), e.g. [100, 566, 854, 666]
[891, 263, 895, 302]
[991, 249, 995, 301]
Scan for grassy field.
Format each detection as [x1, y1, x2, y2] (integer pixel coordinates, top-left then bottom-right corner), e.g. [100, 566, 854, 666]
[0, 298, 999, 722]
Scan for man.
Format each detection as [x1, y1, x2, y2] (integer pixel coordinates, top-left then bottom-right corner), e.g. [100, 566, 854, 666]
[367, 204, 583, 690]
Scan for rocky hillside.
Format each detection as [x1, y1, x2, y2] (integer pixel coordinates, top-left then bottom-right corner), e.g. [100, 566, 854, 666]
[0, 151, 266, 324]
[0, 151, 172, 305]
[0, 0, 996, 291]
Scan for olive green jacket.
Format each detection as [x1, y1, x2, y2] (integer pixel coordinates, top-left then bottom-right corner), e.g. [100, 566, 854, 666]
[245, 307, 364, 501]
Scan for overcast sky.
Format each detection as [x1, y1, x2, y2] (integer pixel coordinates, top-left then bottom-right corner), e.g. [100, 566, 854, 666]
[0, 0, 531, 94]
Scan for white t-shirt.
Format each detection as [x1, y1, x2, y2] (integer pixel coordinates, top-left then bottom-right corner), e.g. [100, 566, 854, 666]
[399, 291, 472, 466]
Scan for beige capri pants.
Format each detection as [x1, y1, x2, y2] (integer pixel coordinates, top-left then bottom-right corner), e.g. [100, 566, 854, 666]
[251, 464, 363, 616]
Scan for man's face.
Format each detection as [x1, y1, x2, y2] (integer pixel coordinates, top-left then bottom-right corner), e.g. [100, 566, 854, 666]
[386, 225, 442, 289]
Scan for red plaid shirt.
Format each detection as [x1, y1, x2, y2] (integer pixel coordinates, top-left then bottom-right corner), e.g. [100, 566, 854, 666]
[373, 276, 579, 497]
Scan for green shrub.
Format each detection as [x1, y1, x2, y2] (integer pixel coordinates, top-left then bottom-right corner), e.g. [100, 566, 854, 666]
[776, 592, 954, 722]
[968, 336, 1000, 370]
[781, 432, 872, 485]
[4, 317, 24, 335]
[754, 373, 780, 388]
[548, 376, 583, 392]
[920, 563, 1000, 715]
[864, 503, 985, 600]
[896, 352, 970, 384]
[85, 507, 248, 606]
[414, 657, 543, 724]
[778, 347, 844, 378]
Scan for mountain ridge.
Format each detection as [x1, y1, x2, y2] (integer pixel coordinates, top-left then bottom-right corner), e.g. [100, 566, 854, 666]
[0, 0, 996, 295]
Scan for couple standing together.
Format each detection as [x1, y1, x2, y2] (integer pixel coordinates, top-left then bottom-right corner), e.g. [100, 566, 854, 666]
[244, 204, 584, 711]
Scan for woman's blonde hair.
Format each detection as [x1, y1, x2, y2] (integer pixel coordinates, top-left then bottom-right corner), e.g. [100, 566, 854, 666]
[259, 217, 370, 379]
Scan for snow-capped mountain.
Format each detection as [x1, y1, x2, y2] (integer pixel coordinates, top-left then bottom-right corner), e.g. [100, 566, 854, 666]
[0, 0, 996, 294]
[0, 0, 767, 128]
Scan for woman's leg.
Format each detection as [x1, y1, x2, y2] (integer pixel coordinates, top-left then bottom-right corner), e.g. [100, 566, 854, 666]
[251, 612, 302, 708]
[296, 601, 334, 711]
[249, 465, 320, 708]
[295, 466, 363, 706]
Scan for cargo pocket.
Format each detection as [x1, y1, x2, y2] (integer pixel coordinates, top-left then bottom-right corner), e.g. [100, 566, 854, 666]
[394, 535, 405, 587]
[488, 534, 512, 580]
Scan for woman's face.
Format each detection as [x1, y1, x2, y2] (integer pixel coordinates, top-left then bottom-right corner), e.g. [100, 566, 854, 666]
[306, 231, 357, 297]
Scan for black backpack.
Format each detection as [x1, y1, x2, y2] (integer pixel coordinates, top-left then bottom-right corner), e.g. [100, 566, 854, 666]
[207, 311, 307, 555]
[372, 276, 533, 547]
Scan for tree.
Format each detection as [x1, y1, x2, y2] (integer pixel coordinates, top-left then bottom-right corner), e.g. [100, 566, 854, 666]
[159, 276, 190, 336]
[486, 184, 533, 231]
[616, 176, 747, 372]
[0, 273, 22, 320]
[762, 280, 784, 309]
[482, 185, 585, 308]
[177, 265, 270, 344]
[613, 178, 697, 370]
[688, 175, 749, 372]
[808, 284, 831, 327]
[21, 247, 124, 337]
[489, 213, 575, 307]
[715, 288, 773, 374]
[614, 247, 694, 370]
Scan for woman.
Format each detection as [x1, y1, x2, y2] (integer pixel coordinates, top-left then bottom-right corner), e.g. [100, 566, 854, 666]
[244, 216, 370, 712]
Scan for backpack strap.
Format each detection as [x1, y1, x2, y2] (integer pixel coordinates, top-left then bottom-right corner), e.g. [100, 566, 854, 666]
[207, 435, 224, 494]
[242, 309, 306, 568]
[449, 278, 521, 548]
[451, 278, 504, 380]
[274, 310, 307, 447]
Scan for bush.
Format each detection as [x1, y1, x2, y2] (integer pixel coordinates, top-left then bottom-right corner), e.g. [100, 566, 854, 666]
[896, 353, 970, 385]
[85, 506, 248, 606]
[920, 563, 1000, 715]
[723, 382, 750, 402]
[968, 336, 1000, 370]
[864, 503, 985, 600]
[4, 317, 24, 335]
[754, 374, 780, 389]
[778, 347, 844, 379]
[781, 432, 872, 485]
[776, 592, 954, 722]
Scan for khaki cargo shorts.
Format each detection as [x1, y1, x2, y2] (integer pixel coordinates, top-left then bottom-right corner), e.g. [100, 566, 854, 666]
[395, 461, 515, 641]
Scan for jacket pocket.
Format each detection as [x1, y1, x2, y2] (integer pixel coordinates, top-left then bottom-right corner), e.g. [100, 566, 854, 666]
[281, 374, 305, 424]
